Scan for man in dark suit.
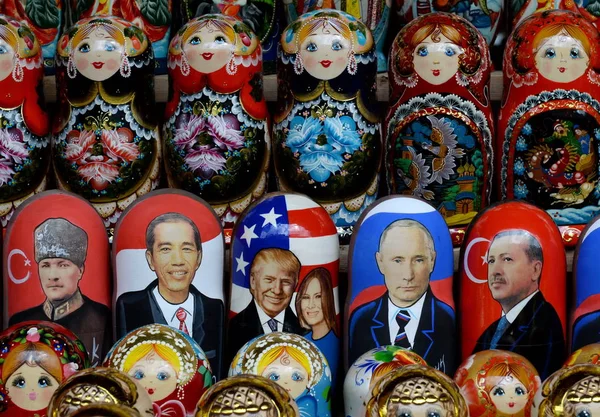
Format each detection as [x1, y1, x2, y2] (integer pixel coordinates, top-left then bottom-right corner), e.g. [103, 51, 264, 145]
[474, 229, 565, 380]
[9, 218, 111, 366]
[116, 213, 225, 377]
[228, 248, 305, 361]
[348, 219, 456, 374]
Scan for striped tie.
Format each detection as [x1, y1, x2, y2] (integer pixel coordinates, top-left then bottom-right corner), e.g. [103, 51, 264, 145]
[394, 309, 411, 348]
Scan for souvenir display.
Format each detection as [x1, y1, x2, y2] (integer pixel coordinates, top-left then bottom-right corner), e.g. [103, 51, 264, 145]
[385, 12, 494, 243]
[104, 323, 214, 417]
[273, 10, 381, 231]
[47, 367, 154, 417]
[1, 0, 62, 72]
[69, 404, 142, 417]
[195, 374, 300, 417]
[459, 200, 567, 380]
[229, 332, 332, 417]
[344, 346, 427, 417]
[510, 0, 600, 30]
[228, 192, 340, 380]
[0, 15, 49, 228]
[365, 364, 469, 417]
[164, 14, 270, 229]
[499, 10, 600, 239]
[565, 343, 600, 366]
[2, 190, 112, 366]
[345, 196, 458, 375]
[534, 364, 600, 417]
[53, 16, 161, 228]
[454, 350, 541, 417]
[0, 321, 90, 416]
[113, 190, 225, 379]
[66, 0, 172, 72]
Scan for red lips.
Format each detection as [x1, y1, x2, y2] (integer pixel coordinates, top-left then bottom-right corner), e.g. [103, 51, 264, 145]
[432, 69, 441, 76]
[147, 388, 155, 395]
[202, 53, 214, 60]
[320, 60, 332, 68]
[558, 67, 566, 73]
[92, 62, 104, 69]
[509, 402, 515, 408]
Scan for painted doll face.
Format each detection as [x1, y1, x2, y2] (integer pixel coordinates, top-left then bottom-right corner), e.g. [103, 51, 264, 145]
[386, 401, 451, 417]
[299, 23, 351, 80]
[534, 34, 589, 83]
[489, 373, 529, 415]
[567, 402, 600, 417]
[413, 33, 463, 85]
[73, 26, 123, 82]
[5, 363, 60, 411]
[0, 39, 15, 82]
[128, 350, 178, 402]
[300, 277, 325, 327]
[260, 352, 309, 399]
[183, 23, 233, 74]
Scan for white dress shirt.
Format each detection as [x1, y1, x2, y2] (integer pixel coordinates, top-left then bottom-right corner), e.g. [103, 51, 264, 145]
[387, 291, 427, 347]
[503, 290, 539, 323]
[255, 300, 286, 333]
[153, 287, 195, 336]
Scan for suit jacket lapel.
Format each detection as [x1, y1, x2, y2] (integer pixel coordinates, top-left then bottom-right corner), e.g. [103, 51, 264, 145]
[146, 280, 168, 326]
[370, 295, 389, 347]
[505, 292, 545, 349]
[283, 307, 298, 333]
[413, 289, 435, 359]
[191, 287, 205, 344]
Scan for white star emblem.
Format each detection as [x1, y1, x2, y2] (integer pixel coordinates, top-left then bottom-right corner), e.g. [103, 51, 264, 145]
[240, 224, 258, 247]
[24, 259, 31, 267]
[236, 252, 249, 276]
[260, 208, 282, 228]
[481, 255, 488, 265]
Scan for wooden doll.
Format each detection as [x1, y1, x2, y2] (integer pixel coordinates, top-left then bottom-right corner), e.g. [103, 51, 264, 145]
[0, 321, 90, 417]
[163, 14, 269, 229]
[565, 343, 600, 366]
[69, 404, 143, 417]
[499, 10, 600, 242]
[345, 196, 457, 375]
[385, 12, 493, 245]
[274, 10, 381, 231]
[104, 324, 214, 417]
[52, 16, 160, 229]
[2, 190, 112, 366]
[459, 200, 567, 381]
[0, 16, 49, 228]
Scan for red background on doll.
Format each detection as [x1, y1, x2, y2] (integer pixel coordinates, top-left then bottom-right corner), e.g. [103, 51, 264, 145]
[459, 201, 567, 359]
[2, 192, 110, 323]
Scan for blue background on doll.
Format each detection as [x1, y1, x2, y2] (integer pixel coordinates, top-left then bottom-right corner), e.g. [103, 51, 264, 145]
[349, 207, 453, 301]
[41, 12, 61, 74]
[152, 29, 170, 73]
[575, 220, 600, 308]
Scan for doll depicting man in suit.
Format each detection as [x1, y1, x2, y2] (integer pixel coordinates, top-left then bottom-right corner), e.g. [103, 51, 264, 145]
[116, 212, 225, 375]
[473, 229, 565, 380]
[348, 219, 456, 374]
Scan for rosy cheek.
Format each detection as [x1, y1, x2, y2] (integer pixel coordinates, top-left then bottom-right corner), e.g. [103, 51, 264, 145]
[0, 59, 12, 72]
[76, 58, 89, 70]
[215, 49, 229, 62]
[543, 60, 553, 75]
[335, 56, 346, 66]
[303, 55, 317, 69]
[105, 58, 119, 71]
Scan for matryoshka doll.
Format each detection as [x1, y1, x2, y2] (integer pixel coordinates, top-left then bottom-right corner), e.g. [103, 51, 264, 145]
[565, 344, 600, 366]
[344, 346, 427, 417]
[52, 16, 160, 229]
[454, 350, 541, 417]
[0, 16, 49, 228]
[195, 374, 300, 417]
[69, 404, 142, 417]
[366, 364, 469, 417]
[104, 324, 214, 417]
[0, 321, 90, 417]
[274, 10, 382, 231]
[385, 12, 493, 246]
[459, 201, 567, 381]
[229, 332, 333, 417]
[499, 10, 600, 241]
[47, 367, 154, 417]
[163, 14, 269, 230]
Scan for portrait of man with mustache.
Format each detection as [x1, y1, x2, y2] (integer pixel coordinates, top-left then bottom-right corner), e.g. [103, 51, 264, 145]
[474, 229, 565, 379]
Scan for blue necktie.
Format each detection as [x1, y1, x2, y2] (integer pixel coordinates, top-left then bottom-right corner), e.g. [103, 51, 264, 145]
[394, 310, 412, 348]
[267, 318, 278, 332]
[490, 316, 510, 349]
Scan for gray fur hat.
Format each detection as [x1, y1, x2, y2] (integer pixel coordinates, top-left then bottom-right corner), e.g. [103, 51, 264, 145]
[34, 218, 88, 268]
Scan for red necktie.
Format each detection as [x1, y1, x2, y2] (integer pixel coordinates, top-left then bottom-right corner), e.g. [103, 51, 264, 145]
[176, 308, 189, 335]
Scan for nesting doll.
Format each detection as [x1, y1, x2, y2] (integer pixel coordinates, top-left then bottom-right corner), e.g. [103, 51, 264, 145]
[2, 190, 112, 366]
[454, 350, 541, 417]
[385, 13, 493, 245]
[164, 14, 269, 230]
[274, 10, 381, 230]
[0, 16, 49, 228]
[366, 364, 469, 417]
[499, 11, 600, 240]
[345, 195, 457, 375]
[0, 321, 90, 417]
[53, 16, 160, 229]
[112, 189, 225, 379]
[228, 192, 340, 380]
[66, 0, 172, 72]
[195, 374, 300, 417]
[47, 367, 154, 417]
[229, 332, 332, 417]
[104, 324, 214, 416]
[565, 343, 600, 366]
[459, 200, 567, 380]
[344, 346, 427, 417]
